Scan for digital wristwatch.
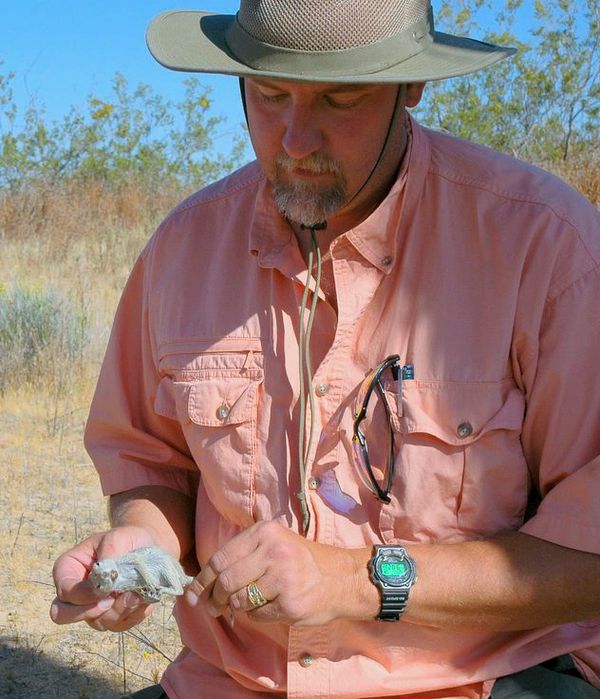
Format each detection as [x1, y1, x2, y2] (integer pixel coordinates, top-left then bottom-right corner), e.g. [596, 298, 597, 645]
[369, 545, 417, 621]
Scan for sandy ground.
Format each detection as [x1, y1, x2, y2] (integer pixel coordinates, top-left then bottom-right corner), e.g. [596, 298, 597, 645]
[0, 395, 182, 698]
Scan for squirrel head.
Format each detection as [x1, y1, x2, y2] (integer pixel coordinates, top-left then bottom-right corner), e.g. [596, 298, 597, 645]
[88, 559, 119, 594]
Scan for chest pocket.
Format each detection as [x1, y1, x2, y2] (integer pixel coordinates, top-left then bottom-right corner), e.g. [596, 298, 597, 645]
[154, 339, 264, 527]
[379, 379, 528, 543]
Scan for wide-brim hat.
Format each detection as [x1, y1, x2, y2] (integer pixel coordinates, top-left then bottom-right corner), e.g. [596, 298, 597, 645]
[146, 0, 515, 83]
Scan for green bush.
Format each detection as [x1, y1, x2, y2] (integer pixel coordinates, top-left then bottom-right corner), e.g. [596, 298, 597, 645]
[0, 70, 248, 192]
[0, 285, 88, 394]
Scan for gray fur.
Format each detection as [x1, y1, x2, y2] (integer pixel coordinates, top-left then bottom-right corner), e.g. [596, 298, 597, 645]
[88, 546, 194, 603]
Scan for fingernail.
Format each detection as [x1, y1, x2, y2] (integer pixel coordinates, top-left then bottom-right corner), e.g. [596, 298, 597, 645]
[185, 590, 199, 607]
[97, 597, 115, 610]
[207, 604, 220, 618]
[49, 603, 58, 622]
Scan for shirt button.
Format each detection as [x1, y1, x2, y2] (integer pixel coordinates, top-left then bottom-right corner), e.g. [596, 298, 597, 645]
[299, 653, 314, 668]
[381, 255, 393, 266]
[457, 422, 473, 438]
[216, 404, 230, 420]
[315, 383, 329, 396]
[308, 477, 320, 490]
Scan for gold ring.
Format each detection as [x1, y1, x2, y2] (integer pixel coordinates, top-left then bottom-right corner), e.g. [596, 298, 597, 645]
[246, 581, 268, 608]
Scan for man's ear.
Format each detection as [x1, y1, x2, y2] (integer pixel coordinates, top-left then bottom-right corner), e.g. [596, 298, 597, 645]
[405, 82, 426, 108]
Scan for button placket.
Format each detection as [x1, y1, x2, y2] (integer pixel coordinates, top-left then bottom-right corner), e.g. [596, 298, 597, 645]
[288, 625, 328, 697]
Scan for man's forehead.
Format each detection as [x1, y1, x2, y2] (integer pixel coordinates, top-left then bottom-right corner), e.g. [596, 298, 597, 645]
[248, 77, 379, 93]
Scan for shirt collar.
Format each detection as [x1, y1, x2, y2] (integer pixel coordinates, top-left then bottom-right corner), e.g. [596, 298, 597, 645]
[344, 114, 414, 273]
[248, 175, 296, 268]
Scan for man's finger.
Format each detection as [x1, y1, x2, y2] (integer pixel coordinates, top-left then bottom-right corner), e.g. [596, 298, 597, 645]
[185, 576, 210, 608]
[54, 576, 101, 607]
[52, 535, 103, 601]
[196, 522, 267, 591]
[232, 576, 275, 614]
[50, 595, 115, 625]
[86, 599, 155, 632]
[209, 552, 268, 609]
[95, 525, 155, 561]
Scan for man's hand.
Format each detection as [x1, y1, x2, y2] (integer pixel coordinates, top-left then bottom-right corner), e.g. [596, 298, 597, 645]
[185, 521, 376, 626]
[50, 525, 157, 632]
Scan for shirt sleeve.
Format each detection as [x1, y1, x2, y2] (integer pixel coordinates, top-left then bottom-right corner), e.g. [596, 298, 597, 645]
[84, 244, 199, 499]
[519, 253, 600, 554]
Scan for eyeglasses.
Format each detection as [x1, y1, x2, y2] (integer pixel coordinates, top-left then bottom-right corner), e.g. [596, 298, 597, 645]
[352, 355, 402, 503]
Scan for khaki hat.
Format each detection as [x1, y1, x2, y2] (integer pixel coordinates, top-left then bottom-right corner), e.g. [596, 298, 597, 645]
[146, 0, 515, 83]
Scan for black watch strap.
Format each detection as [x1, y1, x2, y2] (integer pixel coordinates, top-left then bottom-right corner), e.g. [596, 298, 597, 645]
[379, 589, 410, 622]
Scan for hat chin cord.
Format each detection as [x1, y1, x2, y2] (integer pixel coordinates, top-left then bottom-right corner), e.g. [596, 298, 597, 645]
[240, 78, 405, 534]
[296, 221, 324, 533]
[239, 78, 405, 236]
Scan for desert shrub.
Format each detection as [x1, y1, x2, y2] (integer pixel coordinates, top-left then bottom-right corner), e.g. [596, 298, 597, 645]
[0, 71, 248, 193]
[0, 284, 88, 395]
[414, 0, 599, 201]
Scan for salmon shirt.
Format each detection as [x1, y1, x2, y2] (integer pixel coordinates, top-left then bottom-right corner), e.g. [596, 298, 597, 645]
[85, 118, 600, 698]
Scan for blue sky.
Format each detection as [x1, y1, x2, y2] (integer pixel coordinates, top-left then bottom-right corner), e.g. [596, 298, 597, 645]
[1, 1, 535, 158]
[1, 0, 246, 155]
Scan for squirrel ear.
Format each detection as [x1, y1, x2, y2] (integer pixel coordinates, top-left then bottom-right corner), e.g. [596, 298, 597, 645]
[110, 569, 118, 582]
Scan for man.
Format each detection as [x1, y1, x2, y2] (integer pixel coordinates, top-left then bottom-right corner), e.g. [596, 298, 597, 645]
[51, 1, 600, 697]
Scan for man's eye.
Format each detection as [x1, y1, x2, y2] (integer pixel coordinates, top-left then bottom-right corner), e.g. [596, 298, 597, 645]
[326, 95, 362, 109]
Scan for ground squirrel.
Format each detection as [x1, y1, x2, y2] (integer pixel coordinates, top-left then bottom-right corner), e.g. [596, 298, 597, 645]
[88, 546, 194, 603]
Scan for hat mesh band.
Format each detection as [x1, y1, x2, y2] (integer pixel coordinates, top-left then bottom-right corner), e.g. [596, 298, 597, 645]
[226, 11, 433, 77]
[238, 0, 430, 52]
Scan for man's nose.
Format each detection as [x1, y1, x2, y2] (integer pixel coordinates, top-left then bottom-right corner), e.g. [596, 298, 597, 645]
[281, 104, 323, 160]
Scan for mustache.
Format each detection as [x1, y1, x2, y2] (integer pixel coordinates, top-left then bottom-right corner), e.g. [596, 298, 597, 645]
[275, 152, 342, 176]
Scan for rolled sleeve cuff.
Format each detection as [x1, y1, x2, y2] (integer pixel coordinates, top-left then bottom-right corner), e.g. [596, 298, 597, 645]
[96, 459, 199, 500]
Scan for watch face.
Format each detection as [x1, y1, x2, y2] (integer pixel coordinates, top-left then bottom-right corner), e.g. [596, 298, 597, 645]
[376, 553, 415, 587]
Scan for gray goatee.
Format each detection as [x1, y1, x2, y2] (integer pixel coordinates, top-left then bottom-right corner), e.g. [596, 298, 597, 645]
[272, 152, 348, 226]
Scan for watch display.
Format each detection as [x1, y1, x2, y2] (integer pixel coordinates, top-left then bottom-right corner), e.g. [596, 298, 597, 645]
[376, 554, 413, 583]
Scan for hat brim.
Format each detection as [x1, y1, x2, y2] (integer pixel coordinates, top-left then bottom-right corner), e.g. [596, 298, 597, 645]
[147, 11, 515, 83]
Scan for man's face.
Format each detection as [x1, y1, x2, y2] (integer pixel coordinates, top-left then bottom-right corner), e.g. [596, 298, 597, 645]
[244, 78, 424, 227]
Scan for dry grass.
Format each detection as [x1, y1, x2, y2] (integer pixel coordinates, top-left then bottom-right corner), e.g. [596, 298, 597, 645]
[0, 180, 190, 698]
[546, 149, 600, 208]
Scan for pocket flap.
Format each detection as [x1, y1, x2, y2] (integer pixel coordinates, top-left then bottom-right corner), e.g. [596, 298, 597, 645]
[186, 376, 260, 427]
[399, 380, 525, 446]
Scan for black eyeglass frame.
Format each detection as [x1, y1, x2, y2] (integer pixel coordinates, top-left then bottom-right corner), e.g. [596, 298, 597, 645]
[352, 354, 401, 504]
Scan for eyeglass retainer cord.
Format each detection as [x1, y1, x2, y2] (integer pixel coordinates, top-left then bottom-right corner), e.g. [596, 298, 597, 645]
[297, 223, 324, 534]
